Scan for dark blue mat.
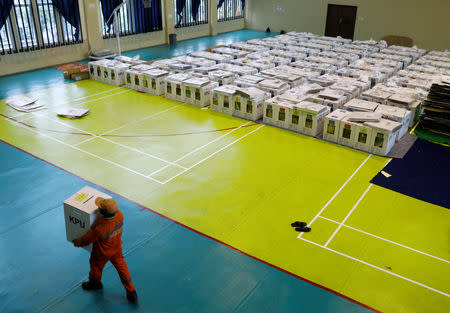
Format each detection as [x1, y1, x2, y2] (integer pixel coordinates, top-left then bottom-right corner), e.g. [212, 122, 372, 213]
[371, 139, 450, 209]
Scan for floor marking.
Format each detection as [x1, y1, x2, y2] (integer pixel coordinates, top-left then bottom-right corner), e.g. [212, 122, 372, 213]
[76, 89, 131, 105]
[162, 125, 265, 184]
[298, 154, 373, 238]
[75, 104, 184, 146]
[318, 216, 450, 264]
[147, 121, 253, 177]
[63, 86, 124, 103]
[299, 237, 450, 297]
[33, 113, 186, 170]
[324, 184, 373, 247]
[4, 116, 165, 184]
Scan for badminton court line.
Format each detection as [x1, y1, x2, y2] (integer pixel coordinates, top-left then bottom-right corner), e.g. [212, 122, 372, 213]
[162, 125, 265, 184]
[147, 121, 253, 177]
[4, 116, 165, 184]
[64, 86, 125, 103]
[33, 112, 186, 170]
[75, 103, 184, 147]
[298, 153, 373, 238]
[318, 216, 450, 264]
[324, 184, 373, 247]
[299, 237, 449, 297]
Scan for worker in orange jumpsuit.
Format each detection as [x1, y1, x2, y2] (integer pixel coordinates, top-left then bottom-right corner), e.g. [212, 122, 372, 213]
[73, 197, 137, 303]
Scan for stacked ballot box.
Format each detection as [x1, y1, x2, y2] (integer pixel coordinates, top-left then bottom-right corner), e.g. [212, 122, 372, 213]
[183, 77, 219, 107]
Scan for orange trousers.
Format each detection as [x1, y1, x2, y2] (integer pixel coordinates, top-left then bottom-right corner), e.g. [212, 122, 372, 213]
[89, 247, 135, 293]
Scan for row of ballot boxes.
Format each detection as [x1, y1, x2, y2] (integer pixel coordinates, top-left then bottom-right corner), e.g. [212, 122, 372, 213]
[322, 99, 411, 155]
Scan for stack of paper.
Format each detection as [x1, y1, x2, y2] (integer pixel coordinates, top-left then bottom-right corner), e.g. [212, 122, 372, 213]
[5, 96, 45, 112]
[56, 108, 90, 119]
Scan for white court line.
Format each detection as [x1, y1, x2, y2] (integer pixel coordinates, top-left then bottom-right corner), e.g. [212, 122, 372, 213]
[162, 125, 265, 184]
[318, 216, 450, 264]
[299, 237, 449, 297]
[75, 104, 184, 147]
[58, 86, 125, 105]
[75, 89, 131, 105]
[33, 113, 186, 170]
[4, 116, 165, 185]
[147, 121, 252, 177]
[324, 184, 373, 247]
[298, 154, 373, 238]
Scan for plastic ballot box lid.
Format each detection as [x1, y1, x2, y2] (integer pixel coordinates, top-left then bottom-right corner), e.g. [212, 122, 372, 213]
[63, 186, 111, 252]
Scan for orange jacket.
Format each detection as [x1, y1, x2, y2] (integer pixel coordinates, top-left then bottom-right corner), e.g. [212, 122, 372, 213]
[74, 210, 124, 256]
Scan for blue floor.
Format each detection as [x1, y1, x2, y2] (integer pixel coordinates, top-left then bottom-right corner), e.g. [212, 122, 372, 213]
[0, 30, 275, 100]
[0, 141, 371, 313]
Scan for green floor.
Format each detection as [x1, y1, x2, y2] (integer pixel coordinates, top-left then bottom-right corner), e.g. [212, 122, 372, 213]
[0, 30, 449, 313]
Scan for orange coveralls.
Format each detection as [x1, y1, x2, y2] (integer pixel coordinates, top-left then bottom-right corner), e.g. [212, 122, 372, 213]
[73, 210, 135, 293]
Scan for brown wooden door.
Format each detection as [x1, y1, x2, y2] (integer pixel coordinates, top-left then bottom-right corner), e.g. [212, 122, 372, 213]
[325, 4, 357, 40]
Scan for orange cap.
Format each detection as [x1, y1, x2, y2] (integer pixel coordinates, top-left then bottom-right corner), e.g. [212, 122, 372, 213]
[95, 197, 118, 214]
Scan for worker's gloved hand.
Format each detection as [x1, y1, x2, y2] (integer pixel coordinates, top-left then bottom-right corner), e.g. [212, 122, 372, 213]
[73, 239, 82, 247]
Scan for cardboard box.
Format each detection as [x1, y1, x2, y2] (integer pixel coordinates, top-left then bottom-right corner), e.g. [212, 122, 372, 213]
[183, 77, 219, 107]
[300, 102, 330, 137]
[142, 69, 169, 95]
[63, 186, 111, 252]
[71, 70, 90, 81]
[365, 119, 402, 155]
[257, 79, 290, 97]
[323, 109, 350, 143]
[235, 75, 265, 88]
[233, 87, 269, 121]
[338, 116, 358, 147]
[64, 66, 83, 79]
[344, 99, 379, 112]
[210, 85, 237, 114]
[375, 104, 411, 140]
[208, 70, 236, 86]
[263, 98, 293, 129]
[360, 89, 393, 104]
[164, 73, 192, 101]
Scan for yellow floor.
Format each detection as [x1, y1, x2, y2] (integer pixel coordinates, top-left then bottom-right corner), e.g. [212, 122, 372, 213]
[1, 80, 449, 313]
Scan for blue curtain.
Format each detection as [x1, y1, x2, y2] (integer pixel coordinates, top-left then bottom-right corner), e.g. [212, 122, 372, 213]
[217, 0, 224, 9]
[0, 0, 14, 30]
[133, 0, 161, 33]
[99, 0, 123, 31]
[191, 0, 201, 21]
[241, 0, 244, 11]
[176, 0, 185, 25]
[52, 0, 81, 40]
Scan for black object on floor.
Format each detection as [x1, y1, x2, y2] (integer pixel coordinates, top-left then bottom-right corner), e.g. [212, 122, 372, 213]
[291, 221, 307, 227]
[127, 290, 138, 303]
[371, 138, 450, 209]
[295, 226, 311, 232]
[82, 280, 103, 290]
[266, 27, 271, 33]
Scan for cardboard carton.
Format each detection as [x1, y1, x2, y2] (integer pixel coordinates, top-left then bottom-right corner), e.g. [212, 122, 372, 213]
[365, 119, 402, 155]
[323, 109, 350, 143]
[63, 186, 111, 252]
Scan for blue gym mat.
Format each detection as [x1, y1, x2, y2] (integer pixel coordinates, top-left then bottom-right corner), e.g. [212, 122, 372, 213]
[0, 140, 371, 313]
[371, 139, 450, 209]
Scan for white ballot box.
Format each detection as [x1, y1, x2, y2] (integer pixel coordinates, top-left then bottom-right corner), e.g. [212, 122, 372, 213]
[63, 186, 111, 252]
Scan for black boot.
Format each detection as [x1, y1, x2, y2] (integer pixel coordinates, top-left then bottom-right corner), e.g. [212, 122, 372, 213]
[81, 280, 103, 291]
[127, 290, 138, 303]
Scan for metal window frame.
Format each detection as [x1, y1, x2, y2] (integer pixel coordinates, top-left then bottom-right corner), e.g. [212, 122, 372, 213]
[217, 0, 243, 22]
[0, 0, 83, 55]
[174, 0, 209, 29]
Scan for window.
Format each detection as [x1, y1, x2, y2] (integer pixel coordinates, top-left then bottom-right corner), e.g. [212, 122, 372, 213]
[100, 0, 163, 38]
[174, 0, 208, 28]
[0, 0, 83, 54]
[218, 0, 243, 22]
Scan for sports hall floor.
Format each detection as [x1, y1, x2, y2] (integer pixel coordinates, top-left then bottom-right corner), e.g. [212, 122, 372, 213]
[0, 30, 449, 313]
